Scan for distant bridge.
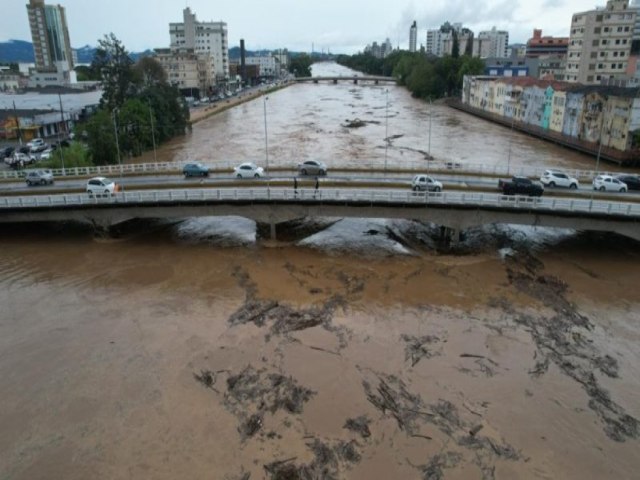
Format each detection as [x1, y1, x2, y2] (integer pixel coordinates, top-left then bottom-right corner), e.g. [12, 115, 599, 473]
[295, 76, 397, 85]
[0, 188, 638, 242]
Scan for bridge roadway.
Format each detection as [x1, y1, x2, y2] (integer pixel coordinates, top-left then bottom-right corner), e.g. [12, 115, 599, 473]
[295, 75, 397, 84]
[0, 187, 638, 242]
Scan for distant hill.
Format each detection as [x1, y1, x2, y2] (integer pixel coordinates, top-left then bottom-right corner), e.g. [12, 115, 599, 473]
[0, 39, 154, 64]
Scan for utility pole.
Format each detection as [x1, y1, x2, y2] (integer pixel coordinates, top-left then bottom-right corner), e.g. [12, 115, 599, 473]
[57, 93, 66, 175]
[12, 101, 23, 145]
[147, 100, 157, 163]
[112, 109, 123, 191]
[384, 88, 389, 172]
[427, 97, 432, 175]
[263, 96, 269, 187]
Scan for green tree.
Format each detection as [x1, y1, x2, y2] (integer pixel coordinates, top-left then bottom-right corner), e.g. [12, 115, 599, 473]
[133, 56, 167, 88]
[289, 54, 313, 77]
[116, 99, 154, 158]
[92, 33, 136, 111]
[83, 109, 117, 166]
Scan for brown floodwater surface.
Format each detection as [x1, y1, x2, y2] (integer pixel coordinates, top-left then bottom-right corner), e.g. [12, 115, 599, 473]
[0, 223, 638, 480]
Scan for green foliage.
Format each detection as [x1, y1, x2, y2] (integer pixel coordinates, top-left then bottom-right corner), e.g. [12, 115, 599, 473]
[92, 33, 136, 111]
[289, 54, 313, 77]
[39, 143, 92, 169]
[83, 109, 117, 166]
[75, 65, 101, 82]
[338, 51, 485, 100]
[82, 35, 189, 166]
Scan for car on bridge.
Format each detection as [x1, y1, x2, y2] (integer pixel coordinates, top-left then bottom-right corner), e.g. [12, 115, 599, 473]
[25, 169, 54, 186]
[233, 162, 264, 178]
[615, 174, 640, 191]
[298, 160, 327, 176]
[86, 177, 118, 196]
[540, 169, 579, 189]
[592, 175, 627, 192]
[411, 174, 443, 192]
[183, 163, 210, 177]
[499, 176, 544, 196]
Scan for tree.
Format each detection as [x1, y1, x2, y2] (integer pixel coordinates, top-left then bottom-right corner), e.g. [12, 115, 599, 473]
[83, 109, 117, 166]
[133, 57, 167, 89]
[92, 33, 136, 111]
[451, 31, 460, 59]
[289, 54, 313, 77]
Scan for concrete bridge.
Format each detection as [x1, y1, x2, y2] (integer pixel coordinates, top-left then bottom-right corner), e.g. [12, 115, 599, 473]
[0, 188, 638, 242]
[295, 76, 397, 85]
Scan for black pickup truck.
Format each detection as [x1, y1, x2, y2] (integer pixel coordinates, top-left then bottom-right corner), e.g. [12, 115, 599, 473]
[498, 176, 544, 196]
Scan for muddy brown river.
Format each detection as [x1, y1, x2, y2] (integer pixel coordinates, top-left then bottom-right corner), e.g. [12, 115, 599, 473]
[1, 63, 639, 480]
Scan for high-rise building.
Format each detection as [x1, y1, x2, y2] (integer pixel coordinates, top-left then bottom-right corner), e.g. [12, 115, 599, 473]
[154, 48, 214, 96]
[426, 29, 445, 56]
[409, 21, 417, 52]
[473, 27, 509, 58]
[169, 7, 229, 81]
[26, 0, 73, 72]
[565, 0, 636, 84]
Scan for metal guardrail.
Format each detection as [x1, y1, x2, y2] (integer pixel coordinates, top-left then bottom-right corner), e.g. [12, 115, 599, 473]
[1, 188, 639, 217]
[0, 159, 633, 183]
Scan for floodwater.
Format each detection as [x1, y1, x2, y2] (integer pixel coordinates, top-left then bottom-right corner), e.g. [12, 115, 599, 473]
[136, 62, 617, 173]
[1, 62, 639, 480]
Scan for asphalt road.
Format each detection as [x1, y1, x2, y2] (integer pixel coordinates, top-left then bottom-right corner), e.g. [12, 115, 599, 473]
[1, 169, 638, 201]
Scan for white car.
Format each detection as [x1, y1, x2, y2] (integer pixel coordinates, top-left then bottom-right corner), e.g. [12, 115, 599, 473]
[592, 175, 627, 192]
[234, 162, 264, 178]
[411, 174, 443, 192]
[27, 138, 47, 152]
[297, 160, 327, 176]
[540, 169, 579, 189]
[39, 149, 53, 160]
[87, 177, 118, 196]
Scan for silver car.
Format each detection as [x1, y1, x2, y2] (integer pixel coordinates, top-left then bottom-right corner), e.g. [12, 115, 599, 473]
[297, 160, 327, 176]
[25, 169, 54, 186]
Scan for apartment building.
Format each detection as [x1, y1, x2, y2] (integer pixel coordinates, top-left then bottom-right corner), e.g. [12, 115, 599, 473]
[169, 7, 228, 81]
[473, 27, 509, 58]
[154, 48, 214, 96]
[409, 21, 417, 53]
[426, 22, 473, 57]
[26, 0, 74, 72]
[565, 0, 636, 84]
[525, 29, 569, 58]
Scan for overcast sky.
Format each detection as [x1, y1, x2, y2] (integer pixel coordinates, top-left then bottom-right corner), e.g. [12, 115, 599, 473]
[1, 0, 606, 53]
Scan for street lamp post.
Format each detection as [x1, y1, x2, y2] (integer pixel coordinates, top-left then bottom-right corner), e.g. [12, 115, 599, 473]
[263, 96, 269, 186]
[147, 100, 157, 164]
[112, 108, 123, 190]
[57, 94, 66, 176]
[384, 88, 389, 172]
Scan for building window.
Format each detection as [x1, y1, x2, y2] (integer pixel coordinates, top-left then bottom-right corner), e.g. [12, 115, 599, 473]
[594, 27, 601, 34]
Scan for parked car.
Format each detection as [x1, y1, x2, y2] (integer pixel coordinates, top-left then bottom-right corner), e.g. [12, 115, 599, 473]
[86, 177, 118, 196]
[183, 162, 209, 177]
[233, 162, 264, 178]
[411, 174, 443, 192]
[498, 176, 544, 196]
[39, 149, 53, 160]
[615, 174, 640, 191]
[298, 160, 327, 176]
[0, 146, 15, 158]
[540, 169, 579, 189]
[592, 175, 627, 192]
[25, 169, 54, 186]
[27, 138, 48, 152]
[5, 152, 34, 168]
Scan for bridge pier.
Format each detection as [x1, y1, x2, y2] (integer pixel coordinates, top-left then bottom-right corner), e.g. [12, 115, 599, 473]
[270, 222, 277, 241]
[333, 79, 337, 84]
[353, 78, 358, 84]
[439, 226, 464, 247]
[313, 79, 318, 84]
[375, 80, 379, 85]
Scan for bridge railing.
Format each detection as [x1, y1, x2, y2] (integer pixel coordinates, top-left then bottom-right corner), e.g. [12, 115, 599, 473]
[0, 158, 632, 183]
[1, 188, 639, 217]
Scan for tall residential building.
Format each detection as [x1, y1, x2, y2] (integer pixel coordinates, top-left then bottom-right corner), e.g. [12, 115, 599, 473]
[526, 29, 569, 58]
[169, 7, 229, 81]
[409, 21, 417, 52]
[473, 27, 509, 58]
[426, 29, 445, 56]
[26, 0, 73, 72]
[426, 23, 473, 57]
[364, 38, 393, 58]
[565, 0, 636, 84]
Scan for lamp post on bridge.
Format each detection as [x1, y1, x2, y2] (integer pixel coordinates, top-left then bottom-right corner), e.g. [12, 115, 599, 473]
[384, 88, 389, 172]
[263, 96, 269, 188]
[112, 108, 123, 191]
